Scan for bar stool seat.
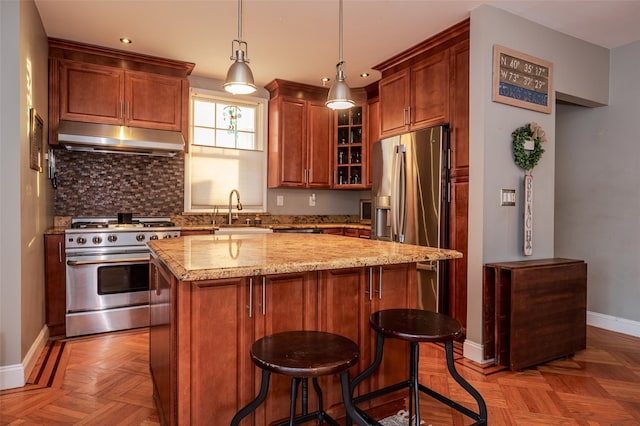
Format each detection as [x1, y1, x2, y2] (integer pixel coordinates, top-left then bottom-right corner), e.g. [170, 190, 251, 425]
[350, 309, 487, 426]
[231, 330, 369, 426]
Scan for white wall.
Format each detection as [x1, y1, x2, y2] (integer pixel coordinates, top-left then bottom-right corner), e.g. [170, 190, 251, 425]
[466, 5, 610, 357]
[0, 0, 52, 390]
[555, 41, 640, 325]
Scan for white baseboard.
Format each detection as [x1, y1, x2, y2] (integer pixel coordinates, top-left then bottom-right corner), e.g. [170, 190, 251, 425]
[587, 310, 640, 338]
[463, 338, 492, 365]
[0, 324, 49, 391]
[461, 311, 639, 365]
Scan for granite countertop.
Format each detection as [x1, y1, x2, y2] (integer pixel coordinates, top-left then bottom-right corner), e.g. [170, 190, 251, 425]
[148, 233, 462, 281]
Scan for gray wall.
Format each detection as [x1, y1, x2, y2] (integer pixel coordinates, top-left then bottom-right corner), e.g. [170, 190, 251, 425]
[466, 5, 610, 357]
[555, 41, 640, 324]
[1, 0, 52, 388]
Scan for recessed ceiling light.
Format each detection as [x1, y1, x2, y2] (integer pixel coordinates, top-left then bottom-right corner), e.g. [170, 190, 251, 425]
[360, 72, 370, 78]
[119, 37, 133, 45]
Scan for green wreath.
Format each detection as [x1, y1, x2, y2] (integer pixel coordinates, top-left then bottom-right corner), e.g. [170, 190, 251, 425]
[512, 123, 545, 171]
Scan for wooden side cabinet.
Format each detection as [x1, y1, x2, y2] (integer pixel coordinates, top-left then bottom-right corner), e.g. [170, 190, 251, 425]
[483, 258, 587, 370]
[44, 234, 66, 336]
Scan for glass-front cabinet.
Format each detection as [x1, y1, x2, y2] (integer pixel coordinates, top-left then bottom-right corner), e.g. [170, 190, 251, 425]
[335, 105, 367, 188]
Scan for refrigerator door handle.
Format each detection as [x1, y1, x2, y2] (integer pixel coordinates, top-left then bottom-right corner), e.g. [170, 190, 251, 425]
[390, 146, 401, 241]
[397, 144, 407, 243]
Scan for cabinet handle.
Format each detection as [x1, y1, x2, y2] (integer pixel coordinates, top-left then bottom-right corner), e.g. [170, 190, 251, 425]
[376, 266, 383, 299]
[248, 278, 253, 318]
[366, 267, 373, 301]
[119, 102, 123, 120]
[308, 169, 312, 184]
[402, 108, 407, 126]
[262, 277, 266, 316]
[126, 102, 131, 120]
[58, 242, 62, 263]
[155, 268, 160, 296]
[407, 106, 411, 124]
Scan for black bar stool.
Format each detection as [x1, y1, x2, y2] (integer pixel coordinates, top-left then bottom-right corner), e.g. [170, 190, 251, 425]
[231, 330, 369, 426]
[349, 309, 487, 426]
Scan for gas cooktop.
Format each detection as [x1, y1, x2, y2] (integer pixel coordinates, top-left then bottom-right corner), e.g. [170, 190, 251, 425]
[70, 220, 176, 229]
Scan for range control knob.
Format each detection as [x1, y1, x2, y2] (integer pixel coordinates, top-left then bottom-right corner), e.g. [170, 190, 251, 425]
[76, 236, 87, 245]
[107, 234, 118, 243]
[92, 236, 103, 245]
[136, 234, 146, 242]
[162, 234, 170, 239]
[149, 235, 159, 241]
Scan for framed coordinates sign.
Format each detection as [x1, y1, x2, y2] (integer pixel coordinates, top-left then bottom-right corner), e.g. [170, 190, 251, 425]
[492, 45, 553, 114]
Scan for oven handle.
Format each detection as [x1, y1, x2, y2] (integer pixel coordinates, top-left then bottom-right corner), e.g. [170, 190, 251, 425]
[67, 257, 149, 266]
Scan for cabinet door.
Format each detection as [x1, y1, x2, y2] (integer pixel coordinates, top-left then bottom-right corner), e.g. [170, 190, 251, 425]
[366, 264, 415, 403]
[180, 276, 253, 425]
[307, 102, 333, 188]
[449, 39, 470, 175]
[44, 234, 66, 336]
[269, 97, 306, 187]
[125, 71, 183, 131]
[410, 50, 449, 129]
[253, 273, 317, 425]
[379, 68, 410, 137]
[317, 268, 367, 414]
[59, 61, 124, 124]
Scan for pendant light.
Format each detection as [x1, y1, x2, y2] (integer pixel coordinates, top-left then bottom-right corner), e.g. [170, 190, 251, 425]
[223, 0, 256, 95]
[326, 0, 355, 110]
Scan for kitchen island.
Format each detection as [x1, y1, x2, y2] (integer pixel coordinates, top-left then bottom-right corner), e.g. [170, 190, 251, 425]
[148, 233, 461, 425]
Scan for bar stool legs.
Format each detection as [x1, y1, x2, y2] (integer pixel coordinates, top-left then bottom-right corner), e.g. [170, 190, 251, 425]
[349, 309, 488, 426]
[230, 330, 369, 426]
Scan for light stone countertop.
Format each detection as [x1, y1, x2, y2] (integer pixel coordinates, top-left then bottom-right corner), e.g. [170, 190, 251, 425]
[148, 233, 462, 281]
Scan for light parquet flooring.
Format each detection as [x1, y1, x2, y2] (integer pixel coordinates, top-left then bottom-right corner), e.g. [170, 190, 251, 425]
[1, 326, 639, 425]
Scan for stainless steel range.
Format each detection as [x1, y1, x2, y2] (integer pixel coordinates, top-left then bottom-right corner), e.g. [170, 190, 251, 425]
[64, 217, 180, 337]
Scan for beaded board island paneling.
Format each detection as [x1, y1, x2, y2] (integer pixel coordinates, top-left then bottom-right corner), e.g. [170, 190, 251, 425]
[53, 150, 184, 217]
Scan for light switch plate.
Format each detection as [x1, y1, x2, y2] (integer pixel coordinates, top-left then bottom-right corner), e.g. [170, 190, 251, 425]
[501, 189, 516, 206]
[276, 195, 284, 206]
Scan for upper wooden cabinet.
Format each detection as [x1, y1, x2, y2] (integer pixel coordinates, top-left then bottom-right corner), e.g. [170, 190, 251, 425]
[49, 38, 194, 146]
[266, 79, 333, 188]
[379, 49, 449, 137]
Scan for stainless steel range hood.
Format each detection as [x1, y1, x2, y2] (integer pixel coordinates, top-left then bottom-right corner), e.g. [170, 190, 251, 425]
[58, 120, 184, 157]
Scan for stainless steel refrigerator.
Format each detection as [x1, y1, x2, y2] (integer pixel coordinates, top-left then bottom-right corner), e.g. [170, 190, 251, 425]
[371, 125, 449, 312]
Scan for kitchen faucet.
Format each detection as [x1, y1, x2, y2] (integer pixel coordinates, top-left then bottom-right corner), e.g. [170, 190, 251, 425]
[228, 189, 243, 225]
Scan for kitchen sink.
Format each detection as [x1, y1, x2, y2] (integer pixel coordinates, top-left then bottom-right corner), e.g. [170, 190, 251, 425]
[214, 227, 274, 235]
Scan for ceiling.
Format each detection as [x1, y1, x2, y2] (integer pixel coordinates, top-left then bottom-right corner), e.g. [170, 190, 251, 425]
[34, 0, 640, 90]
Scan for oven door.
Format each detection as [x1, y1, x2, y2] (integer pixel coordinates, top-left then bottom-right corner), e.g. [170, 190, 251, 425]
[66, 250, 150, 313]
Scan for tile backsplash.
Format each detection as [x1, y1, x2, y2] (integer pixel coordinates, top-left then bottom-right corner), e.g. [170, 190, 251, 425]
[54, 150, 184, 217]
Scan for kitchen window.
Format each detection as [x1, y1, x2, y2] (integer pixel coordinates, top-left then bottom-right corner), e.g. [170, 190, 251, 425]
[185, 88, 267, 213]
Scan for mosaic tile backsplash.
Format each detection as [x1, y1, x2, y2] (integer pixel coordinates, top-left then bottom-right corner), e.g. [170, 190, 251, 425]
[54, 150, 184, 217]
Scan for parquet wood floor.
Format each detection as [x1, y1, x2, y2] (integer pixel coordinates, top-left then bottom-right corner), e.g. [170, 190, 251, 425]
[1, 326, 638, 425]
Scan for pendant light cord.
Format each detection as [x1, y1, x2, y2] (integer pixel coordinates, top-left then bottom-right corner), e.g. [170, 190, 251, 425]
[338, 0, 344, 66]
[237, 0, 243, 42]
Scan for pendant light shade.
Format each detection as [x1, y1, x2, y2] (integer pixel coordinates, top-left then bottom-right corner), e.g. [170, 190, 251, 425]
[326, 0, 354, 110]
[224, 0, 256, 95]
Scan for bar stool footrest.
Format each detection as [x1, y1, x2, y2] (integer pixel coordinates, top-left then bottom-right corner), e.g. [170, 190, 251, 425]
[272, 410, 341, 426]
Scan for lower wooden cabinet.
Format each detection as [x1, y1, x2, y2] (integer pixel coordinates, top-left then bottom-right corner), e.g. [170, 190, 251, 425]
[44, 234, 66, 336]
[149, 255, 416, 425]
